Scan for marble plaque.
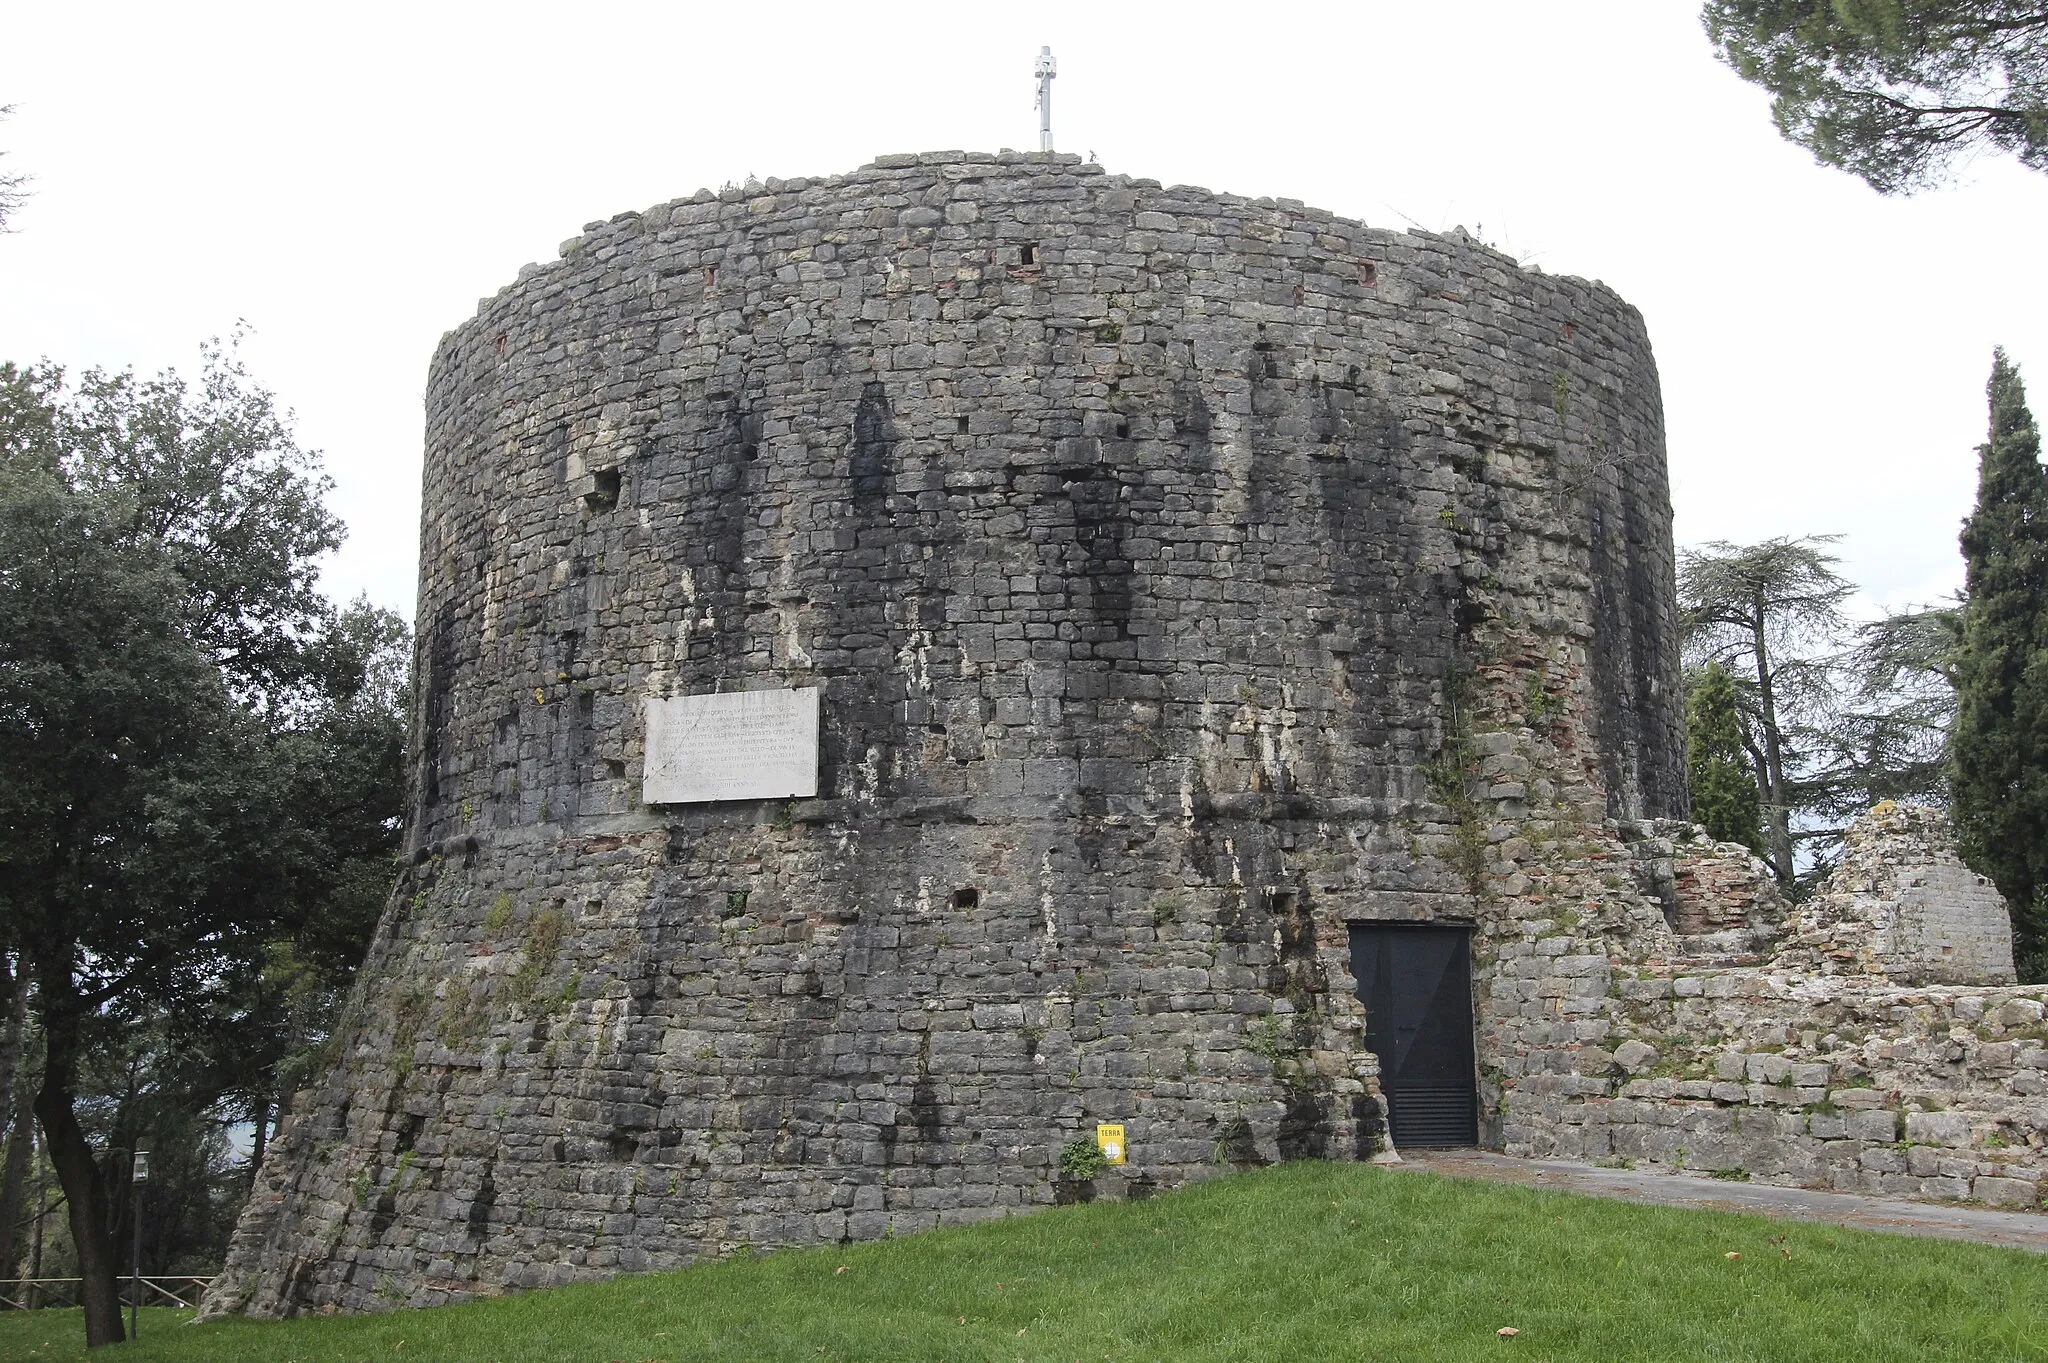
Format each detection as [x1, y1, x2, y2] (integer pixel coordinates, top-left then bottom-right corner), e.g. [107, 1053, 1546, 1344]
[642, 687, 819, 804]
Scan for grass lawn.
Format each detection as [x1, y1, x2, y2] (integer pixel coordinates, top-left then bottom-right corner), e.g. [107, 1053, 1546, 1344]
[3, 1162, 2043, 1362]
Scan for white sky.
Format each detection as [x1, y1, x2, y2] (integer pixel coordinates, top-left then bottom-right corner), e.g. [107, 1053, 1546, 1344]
[4, 2, 2045, 623]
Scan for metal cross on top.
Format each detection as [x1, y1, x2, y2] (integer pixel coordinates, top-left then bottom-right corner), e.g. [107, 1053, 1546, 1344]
[1035, 46, 1057, 152]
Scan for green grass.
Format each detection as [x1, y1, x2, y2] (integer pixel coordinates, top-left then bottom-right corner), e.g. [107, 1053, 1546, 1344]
[3, 1162, 2044, 1362]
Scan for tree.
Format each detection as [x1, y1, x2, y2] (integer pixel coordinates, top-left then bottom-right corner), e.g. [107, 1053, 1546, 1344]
[1703, 1, 2048, 194]
[0, 105, 28, 232]
[197, 600, 408, 1182]
[1687, 662, 1767, 853]
[1950, 349, 2048, 982]
[0, 345, 392, 1346]
[1810, 602, 1961, 816]
[0, 954, 32, 1280]
[1680, 536, 1854, 886]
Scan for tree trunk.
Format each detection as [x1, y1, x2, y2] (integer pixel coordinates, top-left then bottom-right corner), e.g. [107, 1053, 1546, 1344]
[0, 964, 31, 1279]
[27, 1160, 48, 1309]
[1749, 601, 1795, 885]
[0, 1079, 31, 1281]
[0, 957, 23, 1137]
[34, 1008, 123, 1346]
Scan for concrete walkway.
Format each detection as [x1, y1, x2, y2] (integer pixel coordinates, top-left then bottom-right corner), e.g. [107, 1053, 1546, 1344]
[1393, 1150, 2048, 1255]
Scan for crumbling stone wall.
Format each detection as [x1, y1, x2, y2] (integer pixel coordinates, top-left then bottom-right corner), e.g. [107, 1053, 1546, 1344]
[1775, 803, 2016, 985]
[205, 150, 1687, 1317]
[1491, 807, 2044, 1207]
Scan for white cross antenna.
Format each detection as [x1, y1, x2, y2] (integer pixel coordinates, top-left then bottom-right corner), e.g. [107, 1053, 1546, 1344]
[1034, 46, 1057, 153]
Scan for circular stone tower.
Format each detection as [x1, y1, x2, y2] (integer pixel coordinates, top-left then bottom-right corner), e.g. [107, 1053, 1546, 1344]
[207, 151, 1684, 1316]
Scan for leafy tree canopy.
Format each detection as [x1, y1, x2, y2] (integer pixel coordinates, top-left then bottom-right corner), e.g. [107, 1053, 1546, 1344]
[1680, 535, 1853, 886]
[1808, 602, 1960, 817]
[0, 345, 404, 1346]
[1703, 1, 2048, 193]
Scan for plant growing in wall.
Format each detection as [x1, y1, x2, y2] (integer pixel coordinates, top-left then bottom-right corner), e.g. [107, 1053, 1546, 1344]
[1057, 1134, 1109, 1180]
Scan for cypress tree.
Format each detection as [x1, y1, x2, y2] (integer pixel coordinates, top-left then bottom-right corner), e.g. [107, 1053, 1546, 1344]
[1686, 662, 1764, 855]
[1950, 349, 2048, 981]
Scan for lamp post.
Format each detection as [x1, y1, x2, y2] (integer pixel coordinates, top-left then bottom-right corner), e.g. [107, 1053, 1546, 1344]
[130, 1146, 148, 1340]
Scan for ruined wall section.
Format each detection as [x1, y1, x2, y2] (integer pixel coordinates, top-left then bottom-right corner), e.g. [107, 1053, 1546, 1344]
[1478, 807, 2044, 1207]
[1775, 804, 2016, 985]
[206, 152, 1684, 1318]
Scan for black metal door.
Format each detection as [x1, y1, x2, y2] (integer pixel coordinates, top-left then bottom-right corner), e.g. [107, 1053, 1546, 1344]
[1348, 924, 1478, 1148]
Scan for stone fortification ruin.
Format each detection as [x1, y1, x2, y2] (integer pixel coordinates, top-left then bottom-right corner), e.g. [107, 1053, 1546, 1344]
[204, 152, 2044, 1319]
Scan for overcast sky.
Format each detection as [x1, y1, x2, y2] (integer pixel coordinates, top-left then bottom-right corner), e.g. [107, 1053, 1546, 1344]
[4, 2, 2045, 623]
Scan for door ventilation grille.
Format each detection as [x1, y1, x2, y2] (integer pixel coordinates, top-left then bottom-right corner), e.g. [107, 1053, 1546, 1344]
[1389, 1085, 1477, 1148]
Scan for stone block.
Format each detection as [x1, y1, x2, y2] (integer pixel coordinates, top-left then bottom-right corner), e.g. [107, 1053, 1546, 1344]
[1973, 1176, 2039, 1207]
[1903, 1111, 1971, 1147]
[1834, 1088, 1891, 1110]
[1993, 999, 2045, 1028]
[1613, 1040, 1659, 1074]
[1745, 1055, 1793, 1085]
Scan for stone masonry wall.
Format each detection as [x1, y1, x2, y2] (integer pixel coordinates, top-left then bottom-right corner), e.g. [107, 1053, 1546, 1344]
[1775, 803, 2016, 986]
[1491, 808, 2046, 1208]
[204, 150, 1687, 1317]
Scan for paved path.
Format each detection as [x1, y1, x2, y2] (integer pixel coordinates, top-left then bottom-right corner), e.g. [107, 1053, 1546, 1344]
[1394, 1150, 2048, 1254]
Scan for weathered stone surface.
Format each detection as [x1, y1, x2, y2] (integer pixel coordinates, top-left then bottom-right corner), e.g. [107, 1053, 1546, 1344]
[1977, 1176, 2041, 1207]
[201, 153, 2046, 1323]
[203, 151, 1686, 1319]
[1498, 806, 2048, 1207]
[1774, 804, 2016, 985]
[1613, 1040, 1659, 1074]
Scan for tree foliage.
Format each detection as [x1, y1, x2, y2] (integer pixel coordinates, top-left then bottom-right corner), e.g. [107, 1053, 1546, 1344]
[1687, 662, 1767, 853]
[0, 346, 405, 1346]
[1808, 602, 1961, 816]
[1680, 536, 1854, 886]
[0, 104, 27, 232]
[1949, 348, 2048, 982]
[1703, 1, 2048, 194]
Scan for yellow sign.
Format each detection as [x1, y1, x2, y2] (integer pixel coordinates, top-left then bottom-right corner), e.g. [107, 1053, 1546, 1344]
[1096, 1123, 1127, 1165]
